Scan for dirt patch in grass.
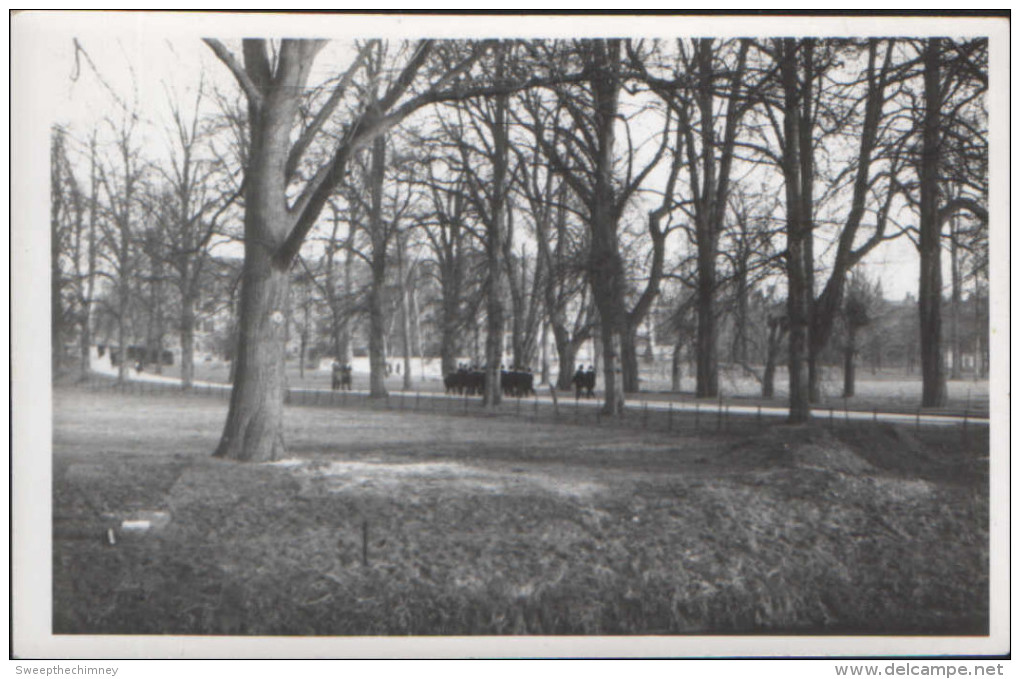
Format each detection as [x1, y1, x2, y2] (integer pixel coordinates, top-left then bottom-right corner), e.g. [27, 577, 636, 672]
[52, 385, 989, 636]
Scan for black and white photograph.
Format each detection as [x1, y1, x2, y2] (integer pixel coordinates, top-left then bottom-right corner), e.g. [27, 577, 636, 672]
[11, 11, 1009, 660]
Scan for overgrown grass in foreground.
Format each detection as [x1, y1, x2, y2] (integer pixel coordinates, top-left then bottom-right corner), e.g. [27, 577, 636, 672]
[52, 386, 988, 635]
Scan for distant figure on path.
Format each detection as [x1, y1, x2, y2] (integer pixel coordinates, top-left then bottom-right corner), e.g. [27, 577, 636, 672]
[584, 365, 596, 398]
[572, 364, 585, 400]
[331, 361, 342, 391]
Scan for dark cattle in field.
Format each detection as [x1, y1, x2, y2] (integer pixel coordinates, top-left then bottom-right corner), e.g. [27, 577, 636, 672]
[445, 368, 485, 396]
[501, 369, 535, 398]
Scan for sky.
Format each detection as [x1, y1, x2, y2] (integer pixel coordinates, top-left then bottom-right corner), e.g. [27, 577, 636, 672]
[25, 11, 1005, 303]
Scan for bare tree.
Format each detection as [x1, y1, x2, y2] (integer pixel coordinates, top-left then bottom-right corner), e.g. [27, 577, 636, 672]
[150, 80, 240, 388]
[95, 113, 144, 384]
[512, 92, 595, 391]
[754, 38, 902, 420]
[912, 38, 988, 407]
[437, 43, 515, 405]
[204, 37, 587, 460]
[419, 163, 475, 377]
[632, 38, 753, 398]
[841, 272, 879, 398]
[531, 40, 672, 412]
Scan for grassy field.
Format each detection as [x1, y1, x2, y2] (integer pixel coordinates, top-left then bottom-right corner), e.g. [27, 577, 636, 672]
[52, 385, 989, 636]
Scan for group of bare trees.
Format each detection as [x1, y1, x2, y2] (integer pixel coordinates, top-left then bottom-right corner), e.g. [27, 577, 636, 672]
[51, 36, 989, 462]
[50, 65, 241, 390]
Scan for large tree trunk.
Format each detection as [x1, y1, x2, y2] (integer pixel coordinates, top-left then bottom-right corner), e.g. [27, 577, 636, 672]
[973, 274, 984, 378]
[621, 324, 640, 393]
[587, 39, 626, 416]
[180, 288, 196, 389]
[367, 135, 389, 399]
[79, 138, 99, 378]
[440, 290, 459, 377]
[116, 285, 129, 384]
[368, 270, 388, 398]
[149, 247, 165, 375]
[779, 38, 811, 423]
[733, 264, 749, 365]
[214, 244, 290, 462]
[684, 39, 749, 399]
[398, 241, 413, 391]
[919, 38, 947, 408]
[786, 277, 811, 422]
[340, 233, 354, 364]
[508, 255, 526, 370]
[484, 215, 506, 405]
[50, 137, 64, 377]
[671, 339, 683, 392]
[843, 325, 857, 398]
[539, 321, 550, 385]
[599, 324, 625, 416]
[213, 39, 319, 461]
[762, 355, 777, 399]
[483, 277, 505, 406]
[949, 216, 961, 380]
[411, 286, 425, 381]
[326, 204, 352, 365]
[299, 326, 307, 380]
[799, 39, 819, 406]
[694, 253, 718, 397]
[78, 309, 91, 376]
[762, 317, 785, 399]
[552, 324, 578, 391]
[483, 47, 509, 407]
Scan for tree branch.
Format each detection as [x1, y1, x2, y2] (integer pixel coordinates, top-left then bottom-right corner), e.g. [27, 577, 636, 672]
[203, 39, 263, 107]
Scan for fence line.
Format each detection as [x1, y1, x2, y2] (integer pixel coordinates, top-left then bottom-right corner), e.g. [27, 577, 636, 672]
[77, 372, 989, 443]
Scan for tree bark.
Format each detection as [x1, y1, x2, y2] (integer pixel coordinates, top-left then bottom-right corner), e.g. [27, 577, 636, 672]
[843, 325, 857, 398]
[483, 46, 509, 407]
[51, 130, 66, 376]
[694, 252, 718, 397]
[213, 38, 321, 461]
[79, 135, 99, 377]
[679, 39, 749, 399]
[367, 135, 389, 399]
[919, 38, 947, 408]
[586, 40, 627, 415]
[778, 38, 811, 423]
[214, 243, 290, 462]
[552, 328, 582, 392]
[671, 339, 683, 392]
[398, 235, 413, 390]
[440, 291, 460, 376]
[539, 321, 550, 385]
[180, 288, 196, 389]
[762, 316, 785, 399]
[949, 216, 961, 380]
[621, 323, 640, 393]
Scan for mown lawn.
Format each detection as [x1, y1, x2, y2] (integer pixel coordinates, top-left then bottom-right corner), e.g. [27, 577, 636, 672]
[52, 385, 988, 635]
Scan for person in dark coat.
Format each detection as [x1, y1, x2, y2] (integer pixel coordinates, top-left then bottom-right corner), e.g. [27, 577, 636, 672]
[572, 364, 585, 399]
[331, 361, 342, 391]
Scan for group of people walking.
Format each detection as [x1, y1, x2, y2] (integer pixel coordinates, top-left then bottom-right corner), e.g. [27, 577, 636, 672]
[330, 361, 353, 391]
[571, 364, 597, 399]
